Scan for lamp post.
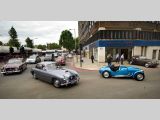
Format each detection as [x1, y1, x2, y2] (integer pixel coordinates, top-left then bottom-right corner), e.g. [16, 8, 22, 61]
[69, 29, 78, 62]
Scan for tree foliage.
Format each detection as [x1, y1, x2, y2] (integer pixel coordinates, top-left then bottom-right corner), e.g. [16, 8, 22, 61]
[47, 43, 61, 50]
[74, 37, 79, 50]
[35, 44, 47, 50]
[59, 30, 74, 52]
[8, 26, 20, 49]
[0, 41, 3, 45]
[25, 37, 34, 48]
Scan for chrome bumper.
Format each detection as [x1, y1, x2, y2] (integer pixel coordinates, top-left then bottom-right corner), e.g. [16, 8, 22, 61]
[61, 77, 80, 86]
[1, 70, 21, 74]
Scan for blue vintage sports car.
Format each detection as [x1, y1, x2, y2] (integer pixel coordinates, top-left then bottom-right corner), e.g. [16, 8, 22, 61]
[99, 65, 145, 81]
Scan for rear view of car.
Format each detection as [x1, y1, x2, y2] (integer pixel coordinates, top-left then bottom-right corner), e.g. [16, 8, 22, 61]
[55, 56, 66, 66]
[44, 54, 54, 61]
[26, 55, 41, 64]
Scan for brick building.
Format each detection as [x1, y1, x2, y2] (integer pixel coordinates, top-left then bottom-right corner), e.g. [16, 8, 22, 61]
[78, 21, 160, 62]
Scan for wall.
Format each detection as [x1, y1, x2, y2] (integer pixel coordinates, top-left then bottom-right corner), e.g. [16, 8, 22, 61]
[146, 46, 160, 60]
[132, 46, 141, 56]
[98, 47, 105, 62]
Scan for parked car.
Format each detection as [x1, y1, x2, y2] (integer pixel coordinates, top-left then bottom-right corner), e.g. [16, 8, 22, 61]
[55, 56, 66, 66]
[30, 61, 80, 88]
[44, 54, 55, 61]
[1, 58, 27, 75]
[26, 55, 41, 64]
[99, 64, 145, 81]
[129, 56, 159, 68]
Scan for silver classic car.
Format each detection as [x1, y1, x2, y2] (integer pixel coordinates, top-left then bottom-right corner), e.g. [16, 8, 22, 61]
[30, 61, 80, 88]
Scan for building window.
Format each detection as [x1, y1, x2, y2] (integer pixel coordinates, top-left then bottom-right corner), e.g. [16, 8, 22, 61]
[152, 50, 157, 59]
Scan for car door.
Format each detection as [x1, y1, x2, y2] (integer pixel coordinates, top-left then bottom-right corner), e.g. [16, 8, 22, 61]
[34, 64, 47, 80]
[113, 66, 129, 77]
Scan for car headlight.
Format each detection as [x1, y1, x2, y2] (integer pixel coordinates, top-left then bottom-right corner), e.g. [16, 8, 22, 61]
[15, 68, 19, 71]
[1, 67, 5, 72]
[140, 70, 144, 72]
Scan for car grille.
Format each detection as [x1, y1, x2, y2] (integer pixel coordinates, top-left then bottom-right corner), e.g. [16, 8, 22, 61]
[69, 75, 76, 81]
[6, 68, 15, 71]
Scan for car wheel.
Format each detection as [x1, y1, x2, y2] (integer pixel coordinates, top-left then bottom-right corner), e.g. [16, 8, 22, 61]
[135, 73, 144, 81]
[33, 73, 38, 79]
[102, 71, 110, 78]
[53, 80, 61, 88]
[145, 63, 149, 68]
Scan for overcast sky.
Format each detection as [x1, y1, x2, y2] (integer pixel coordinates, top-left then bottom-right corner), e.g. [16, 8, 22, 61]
[0, 21, 78, 45]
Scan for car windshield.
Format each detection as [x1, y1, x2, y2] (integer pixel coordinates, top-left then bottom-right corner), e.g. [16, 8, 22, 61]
[46, 63, 56, 70]
[8, 59, 21, 64]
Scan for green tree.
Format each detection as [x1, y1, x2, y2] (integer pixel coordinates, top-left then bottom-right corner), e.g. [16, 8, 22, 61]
[74, 37, 79, 51]
[0, 41, 3, 45]
[8, 26, 20, 49]
[36, 44, 47, 50]
[59, 30, 74, 52]
[47, 43, 61, 49]
[25, 37, 34, 48]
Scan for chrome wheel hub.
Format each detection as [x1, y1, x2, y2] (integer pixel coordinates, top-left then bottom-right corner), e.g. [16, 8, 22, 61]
[104, 72, 109, 78]
[54, 80, 60, 87]
[137, 74, 143, 80]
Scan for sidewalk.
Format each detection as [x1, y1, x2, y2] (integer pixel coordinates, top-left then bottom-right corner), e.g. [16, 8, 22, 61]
[73, 56, 130, 70]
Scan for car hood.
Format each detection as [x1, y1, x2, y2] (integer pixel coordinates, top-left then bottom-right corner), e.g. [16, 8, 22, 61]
[4, 63, 21, 68]
[47, 69, 76, 78]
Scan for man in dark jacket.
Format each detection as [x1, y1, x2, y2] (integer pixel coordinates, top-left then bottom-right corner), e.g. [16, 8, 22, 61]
[91, 55, 94, 63]
[107, 54, 113, 67]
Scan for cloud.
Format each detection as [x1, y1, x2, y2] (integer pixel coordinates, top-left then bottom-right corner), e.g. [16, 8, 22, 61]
[0, 21, 78, 45]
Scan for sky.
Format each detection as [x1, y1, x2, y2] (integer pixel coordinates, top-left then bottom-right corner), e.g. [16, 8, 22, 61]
[0, 21, 78, 45]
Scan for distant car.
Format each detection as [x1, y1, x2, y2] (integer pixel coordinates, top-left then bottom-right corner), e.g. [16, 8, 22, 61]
[55, 56, 66, 66]
[44, 54, 55, 61]
[53, 52, 58, 58]
[129, 56, 159, 68]
[99, 65, 145, 81]
[67, 53, 73, 58]
[1, 58, 27, 75]
[26, 55, 41, 64]
[30, 62, 80, 88]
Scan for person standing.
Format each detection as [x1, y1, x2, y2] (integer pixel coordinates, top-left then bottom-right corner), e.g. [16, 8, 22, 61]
[91, 54, 94, 63]
[107, 54, 113, 67]
[115, 53, 119, 63]
[120, 53, 124, 65]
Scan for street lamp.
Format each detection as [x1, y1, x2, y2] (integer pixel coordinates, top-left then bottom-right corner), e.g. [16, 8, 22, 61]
[69, 29, 78, 62]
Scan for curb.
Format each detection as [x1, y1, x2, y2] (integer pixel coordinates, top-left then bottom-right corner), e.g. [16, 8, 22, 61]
[70, 59, 98, 71]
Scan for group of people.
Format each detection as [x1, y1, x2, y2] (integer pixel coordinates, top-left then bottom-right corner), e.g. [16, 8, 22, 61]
[90, 53, 125, 66]
[107, 53, 124, 66]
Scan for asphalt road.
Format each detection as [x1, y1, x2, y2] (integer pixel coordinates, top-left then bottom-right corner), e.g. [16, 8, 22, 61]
[0, 59, 160, 99]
